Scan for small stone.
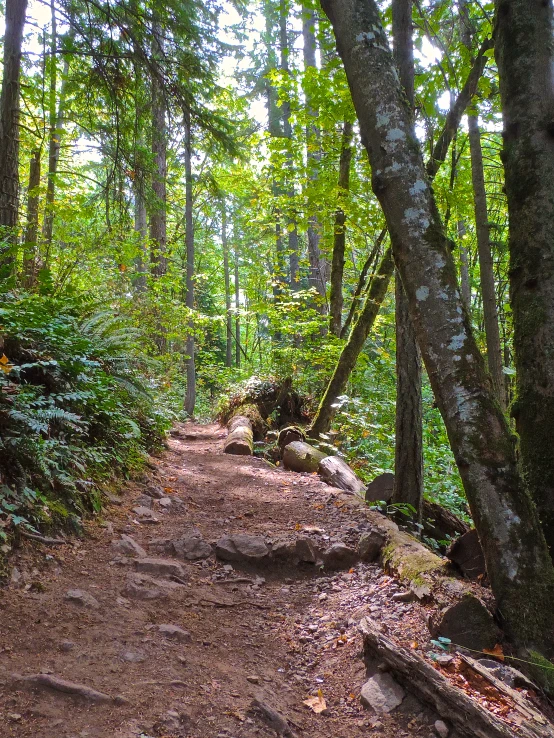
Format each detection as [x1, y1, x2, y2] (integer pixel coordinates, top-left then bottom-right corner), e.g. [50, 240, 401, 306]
[7, 713, 22, 722]
[121, 650, 147, 663]
[215, 534, 270, 563]
[173, 529, 213, 560]
[294, 537, 320, 564]
[246, 675, 260, 684]
[60, 640, 75, 652]
[158, 497, 172, 509]
[123, 572, 183, 600]
[133, 557, 185, 578]
[323, 542, 357, 570]
[360, 673, 405, 713]
[318, 593, 328, 601]
[391, 590, 416, 602]
[65, 589, 100, 609]
[158, 624, 192, 642]
[112, 534, 147, 558]
[434, 720, 449, 738]
[145, 484, 165, 499]
[135, 495, 153, 509]
[131, 506, 160, 523]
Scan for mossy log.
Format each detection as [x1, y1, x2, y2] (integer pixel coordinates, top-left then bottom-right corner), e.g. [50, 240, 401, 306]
[282, 441, 326, 473]
[224, 415, 254, 456]
[318, 456, 366, 496]
[360, 617, 554, 738]
[278, 426, 305, 452]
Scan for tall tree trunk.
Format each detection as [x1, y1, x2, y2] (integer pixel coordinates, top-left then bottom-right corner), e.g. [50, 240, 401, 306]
[234, 243, 241, 368]
[311, 41, 487, 436]
[133, 174, 148, 293]
[321, 0, 554, 660]
[311, 248, 394, 437]
[468, 112, 505, 410]
[494, 0, 554, 552]
[280, 0, 299, 290]
[329, 120, 354, 336]
[22, 149, 41, 288]
[390, 0, 423, 516]
[42, 7, 72, 256]
[303, 4, 328, 305]
[149, 19, 167, 279]
[0, 0, 27, 274]
[183, 109, 196, 416]
[222, 202, 233, 368]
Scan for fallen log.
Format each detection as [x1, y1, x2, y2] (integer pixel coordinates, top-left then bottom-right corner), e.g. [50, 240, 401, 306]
[359, 618, 554, 738]
[224, 415, 253, 456]
[319, 456, 365, 496]
[277, 426, 305, 452]
[282, 441, 326, 473]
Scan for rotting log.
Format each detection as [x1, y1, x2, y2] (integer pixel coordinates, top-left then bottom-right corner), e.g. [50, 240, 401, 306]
[278, 425, 305, 452]
[360, 618, 554, 738]
[282, 441, 326, 473]
[224, 415, 253, 456]
[318, 456, 365, 496]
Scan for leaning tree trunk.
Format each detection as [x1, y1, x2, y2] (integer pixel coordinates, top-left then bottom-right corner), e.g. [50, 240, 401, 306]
[329, 120, 354, 336]
[494, 0, 554, 553]
[468, 112, 505, 410]
[311, 42, 490, 437]
[320, 0, 554, 660]
[390, 0, 423, 517]
[0, 0, 27, 274]
[340, 228, 385, 339]
[183, 108, 196, 417]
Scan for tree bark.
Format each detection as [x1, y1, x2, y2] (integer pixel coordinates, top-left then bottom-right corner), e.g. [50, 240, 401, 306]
[320, 0, 554, 657]
[311, 35, 486, 437]
[234, 243, 241, 368]
[390, 0, 423, 517]
[329, 120, 354, 336]
[303, 4, 328, 305]
[22, 150, 41, 288]
[458, 221, 471, 311]
[311, 247, 394, 437]
[133, 173, 148, 293]
[494, 0, 554, 552]
[149, 18, 167, 279]
[0, 0, 27, 273]
[468, 112, 505, 410]
[183, 108, 196, 416]
[222, 202, 233, 368]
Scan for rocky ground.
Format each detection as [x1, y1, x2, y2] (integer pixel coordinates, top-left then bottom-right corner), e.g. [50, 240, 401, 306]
[0, 423, 507, 737]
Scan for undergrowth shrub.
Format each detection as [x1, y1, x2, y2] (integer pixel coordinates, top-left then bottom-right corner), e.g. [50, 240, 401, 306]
[0, 291, 172, 543]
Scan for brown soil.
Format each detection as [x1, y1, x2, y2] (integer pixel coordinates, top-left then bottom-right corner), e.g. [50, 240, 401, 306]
[0, 423, 441, 738]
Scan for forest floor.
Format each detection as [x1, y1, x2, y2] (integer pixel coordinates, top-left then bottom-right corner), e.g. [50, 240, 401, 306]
[0, 423, 450, 738]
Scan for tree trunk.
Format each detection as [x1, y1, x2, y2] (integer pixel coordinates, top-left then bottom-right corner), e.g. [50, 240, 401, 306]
[311, 247, 394, 436]
[468, 112, 505, 410]
[311, 35, 487, 437]
[0, 0, 27, 273]
[280, 1, 300, 291]
[183, 109, 196, 417]
[303, 4, 328, 305]
[494, 0, 554, 552]
[329, 120, 354, 336]
[133, 174, 148, 293]
[222, 202, 233, 368]
[234, 243, 241, 368]
[22, 150, 41, 288]
[321, 0, 554, 658]
[340, 227, 385, 339]
[390, 0, 423, 517]
[149, 19, 167, 279]
[458, 221, 471, 311]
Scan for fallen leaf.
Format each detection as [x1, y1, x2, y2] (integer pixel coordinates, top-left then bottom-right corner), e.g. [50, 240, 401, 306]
[483, 644, 504, 661]
[303, 689, 327, 714]
[410, 641, 418, 649]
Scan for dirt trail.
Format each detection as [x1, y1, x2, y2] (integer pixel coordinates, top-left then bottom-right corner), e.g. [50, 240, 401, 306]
[0, 423, 438, 738]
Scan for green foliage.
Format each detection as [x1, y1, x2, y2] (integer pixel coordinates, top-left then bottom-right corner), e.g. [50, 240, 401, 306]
[0, 291, 171, 538]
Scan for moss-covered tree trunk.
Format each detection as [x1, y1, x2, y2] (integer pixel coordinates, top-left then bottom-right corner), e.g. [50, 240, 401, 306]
[329, 120, 354, 336]
[494, 0, 554, 553]
[320, 0, 554, 656]
[390, 0, 423, 517]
